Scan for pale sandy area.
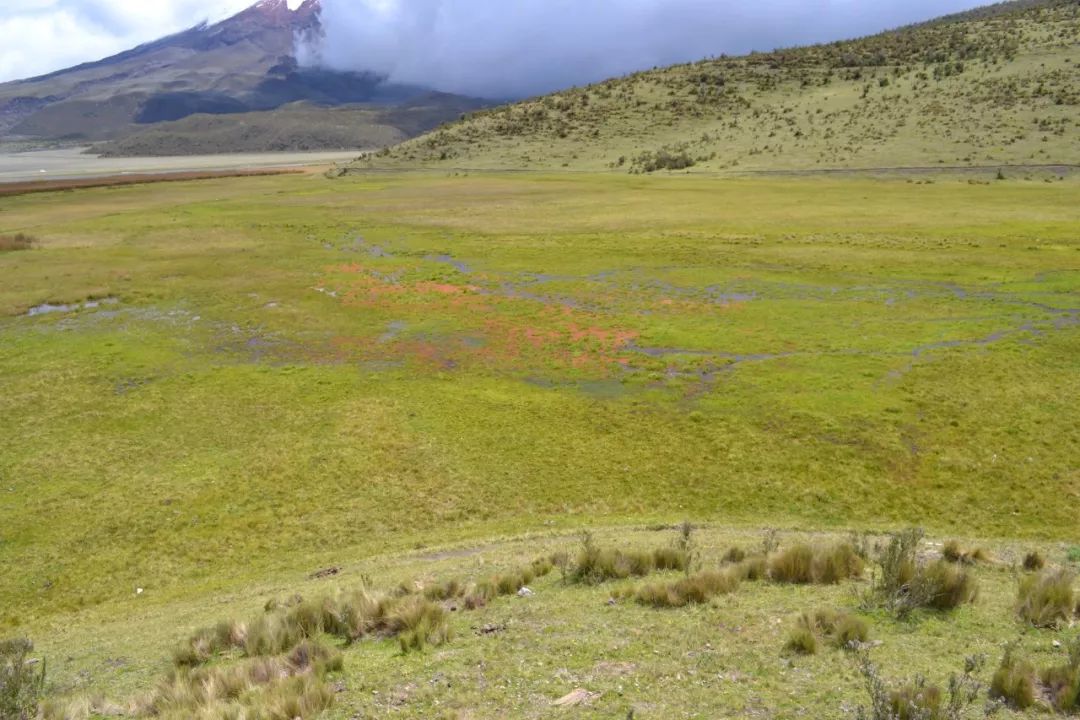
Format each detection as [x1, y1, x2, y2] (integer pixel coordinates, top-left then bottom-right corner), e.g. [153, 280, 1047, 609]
[0, 147, 362, 183]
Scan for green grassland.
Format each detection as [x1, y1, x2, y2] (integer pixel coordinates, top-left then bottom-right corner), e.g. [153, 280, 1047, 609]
[1, 169, 1078, 716]
[359, 0, 1080, 172]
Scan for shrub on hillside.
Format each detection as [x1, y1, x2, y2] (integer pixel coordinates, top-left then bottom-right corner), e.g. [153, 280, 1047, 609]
[853, 651, 984, 720]
[1022, 551, 1046, 571]
[867, 529, 978, 617]
[1016, 569, 1076, 628]
[1, 638, 44, 720]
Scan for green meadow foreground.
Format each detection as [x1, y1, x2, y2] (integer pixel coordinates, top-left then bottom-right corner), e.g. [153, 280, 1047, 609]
[1, 171, 1078, 718]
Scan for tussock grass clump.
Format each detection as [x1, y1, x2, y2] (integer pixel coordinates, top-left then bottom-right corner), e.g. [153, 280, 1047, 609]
[634, 569, 740, 608]
[915, 560, 979, 611]
[1, 638, 45, 720]
[1041, 636, 1080, 714]
[1022, 551, 1046, 572]
[735, 555, 769, 582]
[390, 596, 451, 653]
[769, 543, 864, 585]
[989, 646, 1036, 710]
[1016, 569, 1076, 628]
[785, 626, 818, 655]
[568, 533, 688, 585]
[723, 547, 747, 564]
[786, 609, 870, 655]
[0, 233, 35, 252]
[990, 638, 1080, 714]
[942, 540, 990, 565]
[105, 640, 340, 720]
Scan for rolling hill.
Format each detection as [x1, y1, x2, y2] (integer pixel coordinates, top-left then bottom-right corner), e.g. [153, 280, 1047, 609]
[356, 0, 1080, 173]
[0, 0, 485, 153]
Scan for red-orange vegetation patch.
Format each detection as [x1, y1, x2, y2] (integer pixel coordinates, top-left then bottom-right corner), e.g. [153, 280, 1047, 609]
[0, 169, 301, 198]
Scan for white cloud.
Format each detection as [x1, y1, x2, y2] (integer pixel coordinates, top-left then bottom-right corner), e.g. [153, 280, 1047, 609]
[0, 0, 254, 82]
[306, 0, 992, 98]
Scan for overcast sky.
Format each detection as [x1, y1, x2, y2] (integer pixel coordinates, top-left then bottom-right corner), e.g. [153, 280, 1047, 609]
[3, 0, 990, 93]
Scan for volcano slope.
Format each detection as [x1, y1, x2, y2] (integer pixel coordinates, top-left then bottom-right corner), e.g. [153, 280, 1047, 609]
[356, 0, 1080, 173]
[1, 167, 1078, 718]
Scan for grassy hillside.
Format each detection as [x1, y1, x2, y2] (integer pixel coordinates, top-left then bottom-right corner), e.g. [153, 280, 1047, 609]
[357, 0, 1080, 172]
[91, 97, 485, 157]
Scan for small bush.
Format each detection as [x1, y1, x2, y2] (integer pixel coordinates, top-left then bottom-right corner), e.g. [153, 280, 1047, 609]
[869, 529, 977, 617]
[1068, 547, 1080, 564]
[0, 234, 35, 252]
[854, 651, 984, 720]
[635, 569, 739, 608]
[989, 646, 1036, 709]
[877, 528, 921, 599]
[1016, 569, 1076, 628]
[1, 638, 45, 720]
[769, 543, 864, 585]
[1022, 551, 1046, 572]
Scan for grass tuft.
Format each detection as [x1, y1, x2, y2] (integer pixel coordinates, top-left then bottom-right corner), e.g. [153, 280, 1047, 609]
[915, 560, 979, 611]
[942, 540, 990, 565]
[786, 609, 870, 655]
[989, 645, 1036, 710]
[568, 533, 688, 585]
[785, 626, 818, 655]
[1016, 569, 1076, 628]
[769, 543, 864, 585]
[1022, 551, 1046, 572]
[634, 569, 740, 608]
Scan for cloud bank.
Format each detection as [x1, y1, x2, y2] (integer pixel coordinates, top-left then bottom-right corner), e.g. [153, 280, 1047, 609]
[303, 0, 990, 99]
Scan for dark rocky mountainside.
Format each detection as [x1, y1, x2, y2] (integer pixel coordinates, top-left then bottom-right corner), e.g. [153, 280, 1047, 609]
[0, 0, 484, 150]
